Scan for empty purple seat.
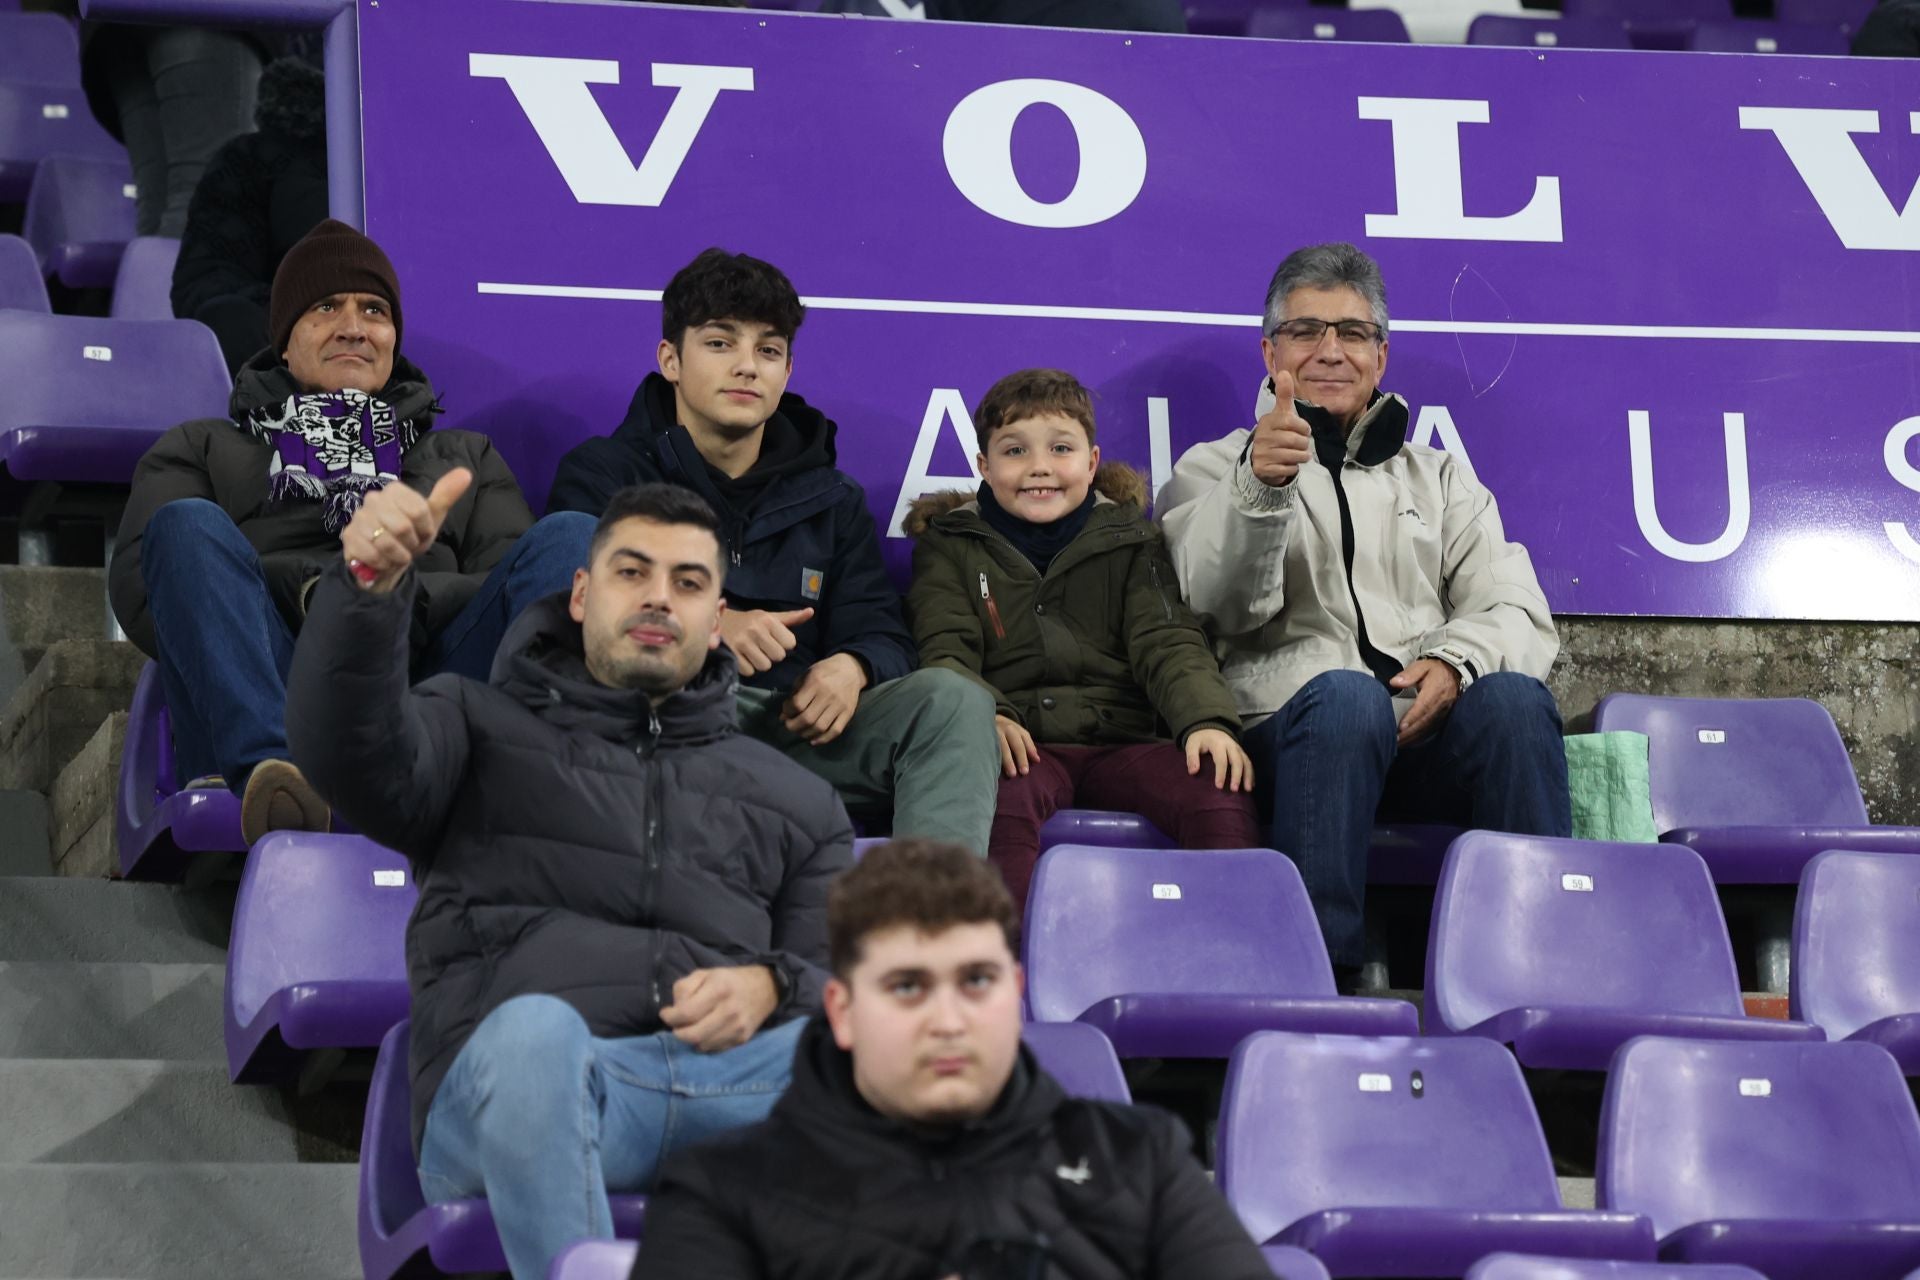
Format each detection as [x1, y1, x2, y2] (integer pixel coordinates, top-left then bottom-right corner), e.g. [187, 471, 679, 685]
[0, 12, 81, 87]
[1591, 694, 1920, 883]
[361, 1019, 647, 1280]
[109, 235, 179, 320]
[1026, 845, 1417, 1059]
[1561, 0, 1727, 47]
[0, 83, 123, 202]
[23, 153, 136, 288]
[548, 1240, 637, 1280]
[1185, 0, 1304, 38]
[1689, 18, 1849, 53]
[0, 311, 227, 489]
[1598, 1037, 1920, 1280]
[226, 832, 415, 1083]
[117, 663, 247, 880]
[1465, 14, 1633, 50]
[1021, 1020, 1130, 1102]
[1427, 831, 1821, 1070]
[1246, 7, 1411, 42]
[1467, 1256, 1765, 1280]
[1038, 808, 1171, 851]
[1792, 849, 1920, 1073]
[1368, 822, 1463, 885]
[0, 233, 49, 311]
[1220, 1032, 1655, 1277]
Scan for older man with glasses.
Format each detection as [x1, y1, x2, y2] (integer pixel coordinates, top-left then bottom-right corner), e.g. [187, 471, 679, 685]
[1157, 241, 1567, 990]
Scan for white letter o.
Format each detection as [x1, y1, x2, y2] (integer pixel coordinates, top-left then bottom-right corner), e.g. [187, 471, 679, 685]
[942, 79, 1147, 229]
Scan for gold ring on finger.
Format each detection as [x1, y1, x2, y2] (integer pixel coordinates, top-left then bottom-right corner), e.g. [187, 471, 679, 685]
[369, 527, 386, 542]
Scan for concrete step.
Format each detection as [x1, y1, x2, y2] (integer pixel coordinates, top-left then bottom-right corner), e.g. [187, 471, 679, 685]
[0, 1060, 302, 1163]
[49, 712, 125, 879]
[0, 790, 51, 876]
[0, 1163, 359, 1279]
[0, 567, 109, 711]
[0, 640, 144, 794]
[0, 879, 230, 964]
[0, 963, 223, 1061]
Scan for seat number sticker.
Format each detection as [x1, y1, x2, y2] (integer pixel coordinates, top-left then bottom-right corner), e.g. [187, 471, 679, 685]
[1739, 1078, 1772, 1097]
[41, 104, 69, 119]
[373, 869, 407, 887]
[1698, 729, 1726, 744]
[1151, 883, 1181, 900]
[82, 346, 111, 361]
[1561, 873, 1594, 892]
[1357, 1073, 1391, 1093]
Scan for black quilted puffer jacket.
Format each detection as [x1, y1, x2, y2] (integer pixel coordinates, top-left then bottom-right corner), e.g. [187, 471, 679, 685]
[632, 1016, 1272, 1280]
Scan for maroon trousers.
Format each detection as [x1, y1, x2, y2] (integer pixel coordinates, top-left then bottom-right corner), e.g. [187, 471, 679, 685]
[990, 742, 1261, 912]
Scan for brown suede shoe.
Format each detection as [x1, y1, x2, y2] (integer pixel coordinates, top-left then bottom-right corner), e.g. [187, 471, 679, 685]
[239, 759, 331, 846]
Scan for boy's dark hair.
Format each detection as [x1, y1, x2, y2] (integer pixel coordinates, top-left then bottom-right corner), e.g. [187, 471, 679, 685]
[827, 839, 1020, 980]
[661, 248, 806, 350]
[588, 482, 726, 578]
[973, 368, 1096, 452]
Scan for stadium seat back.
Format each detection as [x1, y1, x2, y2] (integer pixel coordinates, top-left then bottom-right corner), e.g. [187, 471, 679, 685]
[22, 152, 136, 288]
[1218, 1032, 1559, 1246]
[0, 82, 124, 202]
[1246, 7, 1410, 43]
[1598, 1037, 1920, 1239]
[0, 233, 48, 311]
[1466, 14, 1633, 50]
[110, 235, 181, 320]
[1591, 694, 1868, 831]
[549, 1240, 639, 1280]
[1020, 1021, 1130, 1102]
[0, 12, 81, 87]
[1429, 831, 1744, 1032]
[1792, 849, 1920, 1040]
[1689, 18, 1849, 53]
[1024, 844, 1334, 1024]
[1468, 1255, 1766, 1279]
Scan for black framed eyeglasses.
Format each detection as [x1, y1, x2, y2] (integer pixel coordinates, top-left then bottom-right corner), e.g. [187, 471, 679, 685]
[1272, 317, 1386, 348]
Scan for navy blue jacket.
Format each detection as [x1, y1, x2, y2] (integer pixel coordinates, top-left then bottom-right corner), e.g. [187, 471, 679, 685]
[547, 374, 917, 693]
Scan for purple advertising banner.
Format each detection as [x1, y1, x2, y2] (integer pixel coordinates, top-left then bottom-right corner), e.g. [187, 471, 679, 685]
[360, 0, 1920, 620]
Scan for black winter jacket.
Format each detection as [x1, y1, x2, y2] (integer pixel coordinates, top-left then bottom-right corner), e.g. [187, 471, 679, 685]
[632, 1016, 1271, 1280]
[110, 351, 534, 660]
[288, 569, 854, 1148]
[172, 57, 329, 373]
[547, 373, 917, 693]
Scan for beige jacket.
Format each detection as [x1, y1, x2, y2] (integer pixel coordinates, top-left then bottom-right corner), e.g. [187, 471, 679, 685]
[1158, 382, 1557, 727]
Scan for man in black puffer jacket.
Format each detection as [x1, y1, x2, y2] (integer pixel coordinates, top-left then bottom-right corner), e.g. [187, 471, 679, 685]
[288, 481, 852, 1280]
[633, 840, 1270, 1280]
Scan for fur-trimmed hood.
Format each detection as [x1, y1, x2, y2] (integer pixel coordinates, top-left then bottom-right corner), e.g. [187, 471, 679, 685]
[903, 461, 1148, 537]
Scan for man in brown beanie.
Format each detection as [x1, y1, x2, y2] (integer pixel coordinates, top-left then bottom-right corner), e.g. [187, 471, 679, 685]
[110, 218, 597, 844]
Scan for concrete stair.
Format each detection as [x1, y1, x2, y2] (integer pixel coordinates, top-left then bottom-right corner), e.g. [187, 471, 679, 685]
[0, 876, 363, 1279]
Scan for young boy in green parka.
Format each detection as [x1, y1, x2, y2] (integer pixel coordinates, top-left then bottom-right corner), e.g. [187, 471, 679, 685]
[905, 368, 1259, 910]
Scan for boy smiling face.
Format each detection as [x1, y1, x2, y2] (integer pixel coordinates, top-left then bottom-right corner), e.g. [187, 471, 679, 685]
[977, 412, 1102, 525]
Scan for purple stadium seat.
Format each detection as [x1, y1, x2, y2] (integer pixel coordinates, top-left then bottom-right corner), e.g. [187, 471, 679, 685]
[225, 832, 414, 1083]
[1467, 1256, 1765, 1280]
[850, 835, 886, 860]
[1219, 1032, 1656, 1277]
[549, 1241, 637, 1280]
[1426, 831, 1822, 1071]
[360, 1019, 647, 1280]
[0, 233, 49, 311]
[117, 663, 247, 881]
[1368, 822, 1463, 885]
[1590, 694, 1920, 883]
[1562, 0, 1727, 48]
[22, 153, 136, 289]
[0, 83, 123, 202]
[1465, 14, 1633, 50]
[1689, 18, 1849, 53]
[1039, 808, 1172, 850]
[1025, 845, 1417, 1059]
[0, 12, 81, 87]
[1185, 0, 1305, 38]
[109, 235, 180, 320]
[0, 310, 228, 488]
[1773, 0, 1875, 32]
[1267, 1246, 1336, 1280]
[1792, 849, 1920, 1073]
[1020, 1020, 1130, 1102]
[1246, 7, 1411, 43]
[1598, 1037, 1920, 1280]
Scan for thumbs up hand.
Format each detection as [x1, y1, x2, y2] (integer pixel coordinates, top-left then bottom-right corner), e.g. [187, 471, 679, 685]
[344, 468, 473, 592]
[1249, 371, 1313, 488]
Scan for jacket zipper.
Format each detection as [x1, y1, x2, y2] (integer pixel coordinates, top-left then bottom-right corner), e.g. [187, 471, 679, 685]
[1319, 434, 1404, 687]
[979, 572, 1007, 639]
[1147, 559, 1174, 623]
[638, 709, 665, 1008]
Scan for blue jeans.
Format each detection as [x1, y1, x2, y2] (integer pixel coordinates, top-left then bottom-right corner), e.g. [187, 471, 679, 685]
[416, 995, 805, 1280]
[140, 500, 594, 790]
[1243, 669, 1571, 967]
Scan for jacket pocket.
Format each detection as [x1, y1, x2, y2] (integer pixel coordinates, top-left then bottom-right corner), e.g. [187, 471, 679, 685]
[979, 572, 1007, 640]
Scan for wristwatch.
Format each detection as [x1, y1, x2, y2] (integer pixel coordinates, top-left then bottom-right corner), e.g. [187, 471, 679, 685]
[1421, 644, 1477, 691]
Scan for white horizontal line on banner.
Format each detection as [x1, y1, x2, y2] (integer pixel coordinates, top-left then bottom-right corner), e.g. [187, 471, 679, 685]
[474, 281, 1920, 344]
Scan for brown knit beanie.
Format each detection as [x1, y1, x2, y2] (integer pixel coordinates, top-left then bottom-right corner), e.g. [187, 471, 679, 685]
[269, 219, 403, 356]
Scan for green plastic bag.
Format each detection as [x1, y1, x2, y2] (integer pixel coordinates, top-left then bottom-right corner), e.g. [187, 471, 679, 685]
[1565, 730, 1659, 843]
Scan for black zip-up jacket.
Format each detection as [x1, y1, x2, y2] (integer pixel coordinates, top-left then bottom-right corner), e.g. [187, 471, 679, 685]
[546, 373, 917, 693]
[633, 1016, 1271, 1280]
[287, 567, 853, 1149]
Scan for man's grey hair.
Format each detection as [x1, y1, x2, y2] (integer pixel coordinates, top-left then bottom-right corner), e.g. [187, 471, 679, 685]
[1261, 242, 1390, 339]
